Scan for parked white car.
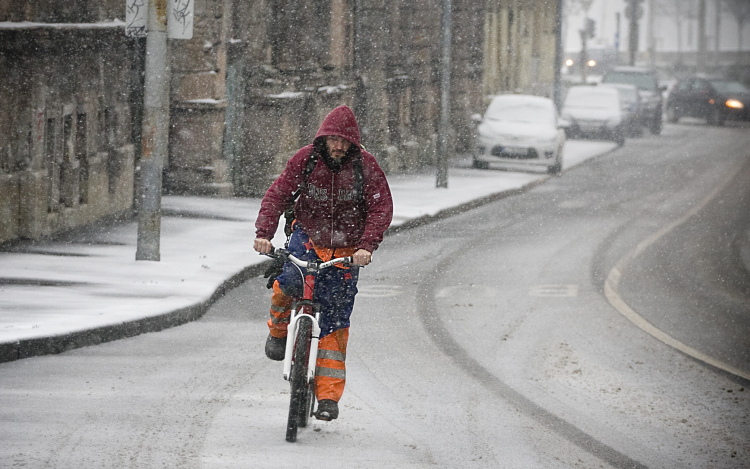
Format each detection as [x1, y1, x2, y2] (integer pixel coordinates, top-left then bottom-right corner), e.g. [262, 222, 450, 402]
[560, 85, 626, 146]
[472, 94, 566, 174]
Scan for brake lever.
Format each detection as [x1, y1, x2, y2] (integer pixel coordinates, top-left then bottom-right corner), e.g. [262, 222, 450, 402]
[260, 247, 289, 260]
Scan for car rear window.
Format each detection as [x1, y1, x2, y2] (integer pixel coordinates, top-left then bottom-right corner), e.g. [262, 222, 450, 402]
[485, 97, 555, 125]
[710, 80, 749, 94]
[564, 88, 619, 109]
[602, 72, 658, 91]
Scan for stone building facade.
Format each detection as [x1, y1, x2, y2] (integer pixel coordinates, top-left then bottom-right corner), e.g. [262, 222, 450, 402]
[0, 0, 560, 243]
[0, 1, 139, 244]
[170, 0, 560, 196]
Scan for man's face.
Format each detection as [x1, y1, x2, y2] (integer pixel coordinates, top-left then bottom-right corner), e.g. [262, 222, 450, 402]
[325, 135, 352, 160]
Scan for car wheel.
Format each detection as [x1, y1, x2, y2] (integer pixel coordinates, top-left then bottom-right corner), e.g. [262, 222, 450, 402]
[614, 131, 625, 147]
[629, 123, 644, 138]
[547, 159, 562, 175]
[708, 106, 725, 126]
[666, 105, 679, 123]
[472, 159, 489, 170]
[649, 113, 662, 135]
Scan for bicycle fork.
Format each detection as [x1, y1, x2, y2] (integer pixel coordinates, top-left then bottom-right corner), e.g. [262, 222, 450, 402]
[282, 303, 322, 384]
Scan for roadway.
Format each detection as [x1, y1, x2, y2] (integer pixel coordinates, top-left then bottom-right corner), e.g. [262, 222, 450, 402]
[1, 121, 748, 468]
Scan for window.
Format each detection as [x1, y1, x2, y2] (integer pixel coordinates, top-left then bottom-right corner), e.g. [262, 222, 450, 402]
[61, 114, 74, 207]
[76, 113, 88, 204]
[677, 80, 692, 92]
[692, 80, 710, 93]
[45, 118, 60, 213]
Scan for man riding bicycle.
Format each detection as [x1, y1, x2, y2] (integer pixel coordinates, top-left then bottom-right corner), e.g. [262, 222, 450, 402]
[253, 105, 393, 421]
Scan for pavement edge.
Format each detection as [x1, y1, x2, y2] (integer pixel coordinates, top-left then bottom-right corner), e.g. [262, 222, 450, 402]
[0, 173, 550, 364]
[0, 262, 269, 364]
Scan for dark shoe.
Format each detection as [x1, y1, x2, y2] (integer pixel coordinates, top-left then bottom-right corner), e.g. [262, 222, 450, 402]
[264, 334, 286, 361]
[315, 399, 339, 421]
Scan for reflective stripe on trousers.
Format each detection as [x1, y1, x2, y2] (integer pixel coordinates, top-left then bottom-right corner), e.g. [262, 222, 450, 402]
[267, 281, 292, 339]
[315, 327, 348, 402]
[267, 280, 349, 402]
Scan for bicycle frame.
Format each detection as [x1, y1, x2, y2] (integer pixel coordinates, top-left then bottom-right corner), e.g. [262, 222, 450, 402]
[266, 248, 353, 381]
[282, 298, 321, 383]
[261, 247, 356, 441]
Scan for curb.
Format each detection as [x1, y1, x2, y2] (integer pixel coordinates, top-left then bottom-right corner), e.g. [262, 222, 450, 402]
[0, 172, 552, 364]
[385, 176, 549, 235]
[0, 262, 269, 363]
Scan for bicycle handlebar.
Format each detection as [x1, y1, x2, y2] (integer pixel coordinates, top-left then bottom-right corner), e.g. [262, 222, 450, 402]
[261, 247, 359, 270]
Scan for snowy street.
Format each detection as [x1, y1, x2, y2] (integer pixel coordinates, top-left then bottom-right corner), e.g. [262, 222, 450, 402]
[2, 123, 750, 468]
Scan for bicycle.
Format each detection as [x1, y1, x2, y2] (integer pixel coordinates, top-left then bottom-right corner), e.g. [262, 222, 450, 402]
[261, 247, 356, 442]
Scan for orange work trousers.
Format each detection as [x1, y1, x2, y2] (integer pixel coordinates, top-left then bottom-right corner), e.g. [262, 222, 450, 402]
[268, 280, 348, 403]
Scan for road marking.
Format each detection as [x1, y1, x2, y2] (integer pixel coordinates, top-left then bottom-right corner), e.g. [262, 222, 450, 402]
[604, 165, 750, 381]
[529, 284, 578, 297]
[357, 284, 403, 298]
[435, 285, 498, 298]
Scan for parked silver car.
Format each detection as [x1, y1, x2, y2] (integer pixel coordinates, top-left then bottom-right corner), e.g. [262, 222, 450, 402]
[601, 66, 665, 135]
[600, 83, 644, 137]
[560, 85, 626, 146]
[472, 94, 566, 174]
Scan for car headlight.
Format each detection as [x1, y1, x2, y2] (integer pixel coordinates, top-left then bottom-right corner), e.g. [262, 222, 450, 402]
[726, 99, 744, 109]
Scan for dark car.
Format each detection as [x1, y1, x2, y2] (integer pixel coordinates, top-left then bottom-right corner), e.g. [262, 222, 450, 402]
[601, 66, 666, 135]
[666, 77, 750, 126]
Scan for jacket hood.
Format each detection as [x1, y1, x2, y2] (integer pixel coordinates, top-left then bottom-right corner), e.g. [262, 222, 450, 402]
[314, 105, 361, 148]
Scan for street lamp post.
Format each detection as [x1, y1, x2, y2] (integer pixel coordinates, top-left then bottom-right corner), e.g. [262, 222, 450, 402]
[436, 0, 451, 189]
[136, 0, 170, 261]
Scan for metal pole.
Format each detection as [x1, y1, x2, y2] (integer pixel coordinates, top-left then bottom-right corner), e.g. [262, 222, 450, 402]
[136, 0, 169, 261]
[554, 0, 563, 110]
[616, 12, 621, 53]
[628, 0, 639, 66]
[647, 0, 654, 69]
[714, 0, 721, 66]
[580, 28, 588, 83]
[697, 0, 707, 71]
[436, 0, 451, 189]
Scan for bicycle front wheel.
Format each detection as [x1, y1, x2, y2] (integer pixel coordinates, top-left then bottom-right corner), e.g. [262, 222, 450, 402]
[299, 379, 314, 428]
[286, 316, 312, 442]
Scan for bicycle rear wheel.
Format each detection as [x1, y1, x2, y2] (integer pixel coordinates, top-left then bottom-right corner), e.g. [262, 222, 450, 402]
[286, 316, 312, 442]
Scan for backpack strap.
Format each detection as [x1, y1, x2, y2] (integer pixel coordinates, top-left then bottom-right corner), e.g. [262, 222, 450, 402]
[351, 153, 364, 201]
[284, 151, 319, 239]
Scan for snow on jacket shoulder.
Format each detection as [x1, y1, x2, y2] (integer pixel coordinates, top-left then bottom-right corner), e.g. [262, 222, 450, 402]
[255, 106, 393, 252]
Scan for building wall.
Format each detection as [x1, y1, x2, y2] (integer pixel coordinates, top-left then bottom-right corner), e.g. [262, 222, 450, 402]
[0, 3, 138, 244]
[175, 0, 560, 197]
[0, 0, 561, 242]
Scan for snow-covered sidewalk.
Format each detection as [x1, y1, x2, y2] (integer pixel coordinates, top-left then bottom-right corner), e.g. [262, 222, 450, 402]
[0, 141, 617, 361]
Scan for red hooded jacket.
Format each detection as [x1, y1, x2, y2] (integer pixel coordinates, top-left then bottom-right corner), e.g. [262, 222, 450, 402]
[255, 105, 393, 253]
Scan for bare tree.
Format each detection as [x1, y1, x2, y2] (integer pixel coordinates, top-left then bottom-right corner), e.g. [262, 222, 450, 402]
[564, 0, 593, 16]
[562, 0, 594, 50]
[722, 0, 750, 50]
[655, 0, 698, 63]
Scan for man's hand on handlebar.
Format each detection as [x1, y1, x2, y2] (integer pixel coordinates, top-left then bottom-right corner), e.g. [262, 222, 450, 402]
[352, 249, 372, 266]
[254, 238, 273, 254]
